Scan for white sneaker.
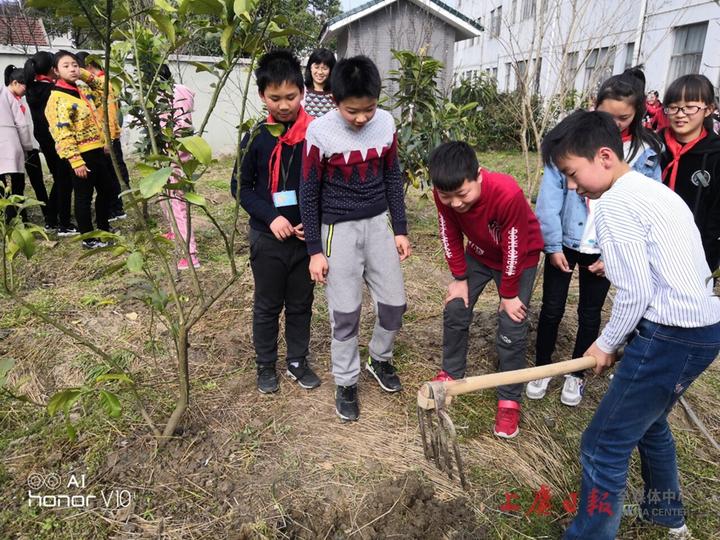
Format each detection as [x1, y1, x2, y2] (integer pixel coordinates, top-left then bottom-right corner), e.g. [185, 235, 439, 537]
[560, 375, 585, 406]
[526, 377, 552, 399]
[669, 525, 693, 539]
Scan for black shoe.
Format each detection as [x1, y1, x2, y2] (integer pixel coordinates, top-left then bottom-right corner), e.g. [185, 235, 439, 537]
[335, 384, 359, 421]
[366, 357, 402, 392]
[108, 212, 127, 222]
[257, 365, 279, 394]
[82, 239, 109, 250]
[57, 224, 79, 237]
[44, 223, 58, 233]
[286, 360, 321, 389]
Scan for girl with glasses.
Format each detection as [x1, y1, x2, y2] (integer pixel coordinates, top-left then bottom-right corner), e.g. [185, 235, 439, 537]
[660, 74, 720, 273]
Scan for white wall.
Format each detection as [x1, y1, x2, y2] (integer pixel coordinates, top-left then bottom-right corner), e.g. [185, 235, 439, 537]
[453, 0, 720, 101]
[0, 46, 264, 158]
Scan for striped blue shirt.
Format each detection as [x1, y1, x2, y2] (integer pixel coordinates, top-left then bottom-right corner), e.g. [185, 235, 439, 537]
[595, 170, 720, 353]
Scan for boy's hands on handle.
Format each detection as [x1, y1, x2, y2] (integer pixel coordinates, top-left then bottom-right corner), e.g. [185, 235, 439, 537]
[269, 216, 295, 241]
[445, 279, 469, 308]
[585, 341, 617, 375]
[395, 235, 412, 261]
[549, 252, 572, 273]
[293, 223, 305, 241]
[499, 296, 527, 323]
[309, 253, 328, 284]
[74, 165, 90, 179]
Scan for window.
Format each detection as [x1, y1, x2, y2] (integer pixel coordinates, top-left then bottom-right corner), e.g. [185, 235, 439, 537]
[505, 62, 512, 91]
[534, 57, 542, 94]
[492, 67, 498, 81]
[669, 22, 708, 81]
[490, 7, 502, 38]
[584, 46, 615, 91]
[510, 0, 518, 24]
[521, 0, 535, 20]
[562, 51, 578, 91]
[515, 60, 528, 91]
[625, 42, 635, 70]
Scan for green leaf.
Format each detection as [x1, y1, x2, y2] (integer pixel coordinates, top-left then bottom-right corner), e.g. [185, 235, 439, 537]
[11, 228, 36, 259]
[189, 61, 214, 74]
[184, 192, 206, 207]
[96, 373, 134, 385]
[139, 167, 173, 198]
[179, 136, 212, 165]
[220, 24, 235, 57]
[0, 358, 15, 387]
[149, 11, 175, 44]
[47, 389, 83, 417]
[136, 162, 158, 176]
[233, 0, 246, 16]
[186, 0, 223, 16]
[126, 252, 144, 273]
[265, 123, 284, 137]
[99, 390, 122, 418]
[154, 0, 177, 11]
[65, 420, 77, 441]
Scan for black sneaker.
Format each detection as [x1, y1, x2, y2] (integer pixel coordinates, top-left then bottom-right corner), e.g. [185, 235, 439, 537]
[257, 365, 279, 394]
[44, 223, 58, 233]
[366, 357, 402, 392]
[82, 239, 109, 250]
[57, 225, 79, 237]
[286, 360, 321, 389]
[335, 384, 359, 421]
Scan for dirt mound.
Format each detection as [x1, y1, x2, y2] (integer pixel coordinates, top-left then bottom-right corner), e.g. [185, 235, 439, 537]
[283, 472, 485, 539]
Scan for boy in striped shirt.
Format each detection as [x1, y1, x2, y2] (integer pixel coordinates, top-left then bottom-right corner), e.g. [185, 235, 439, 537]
[543, 110, 720, 540]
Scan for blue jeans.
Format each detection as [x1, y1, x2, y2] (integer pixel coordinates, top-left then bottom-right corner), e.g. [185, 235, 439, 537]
[564, 318, 720, 539]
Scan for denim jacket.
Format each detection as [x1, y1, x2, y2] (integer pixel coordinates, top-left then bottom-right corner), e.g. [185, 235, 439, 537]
[536, 144, 661, 253]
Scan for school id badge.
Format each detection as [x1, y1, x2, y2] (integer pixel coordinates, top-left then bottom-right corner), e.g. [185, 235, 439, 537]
[272, 190, 297, 208]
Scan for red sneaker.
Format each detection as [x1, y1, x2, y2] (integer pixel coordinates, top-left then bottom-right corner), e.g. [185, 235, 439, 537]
[494, 400, 521, 439]
[432, 370, 454, 382]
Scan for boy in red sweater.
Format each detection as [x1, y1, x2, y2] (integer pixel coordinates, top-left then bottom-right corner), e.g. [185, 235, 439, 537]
[428, 141, 544, 438]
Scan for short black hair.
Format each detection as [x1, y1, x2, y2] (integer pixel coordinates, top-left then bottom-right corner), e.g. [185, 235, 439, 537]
[305, 48, 336, 91]
[428, 141, 479, 192]
[664, 74, 715, 107]
[331, 55, 381, 102]
[53, 50, 79, 69]
[541, 110, 624, 167]
[76, 51, 101, 70]
[255, 49, 303, 95]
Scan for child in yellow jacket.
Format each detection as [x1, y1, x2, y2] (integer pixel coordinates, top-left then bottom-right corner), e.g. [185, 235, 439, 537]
[45, 50, 113, 249]
[77, 51, 127, 220]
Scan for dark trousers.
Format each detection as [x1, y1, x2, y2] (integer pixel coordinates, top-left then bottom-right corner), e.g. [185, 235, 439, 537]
[442, 254, 537, 402]
[535, 246, 611, 377]
[249, 229, 314, 367]
[42, 142, 74, 227]
[111, 139, 130, 187]
[1, 172, 25, 223]
[73, 148, 112, 234]
[25, 150, 50, 222]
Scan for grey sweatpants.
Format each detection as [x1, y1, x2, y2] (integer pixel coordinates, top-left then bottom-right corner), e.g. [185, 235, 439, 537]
[321, 213, 407, 386]
[442, 254, 537, 402]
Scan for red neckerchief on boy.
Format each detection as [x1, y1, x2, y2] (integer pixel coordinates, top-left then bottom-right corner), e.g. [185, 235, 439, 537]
[662, 128, 707, 191]
[267, 106, 313, 194]
[13, 94, 26, 114]
[620, 128, 632, 142]
[35, 74, 54, 83]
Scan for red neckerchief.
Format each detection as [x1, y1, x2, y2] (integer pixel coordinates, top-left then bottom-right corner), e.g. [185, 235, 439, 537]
[620, 128, 632, 142]
[662, 128, 707, 191]
[13, 94, 26, 114]
[35, 74, 54, 83]
[267, 106, 313, 194]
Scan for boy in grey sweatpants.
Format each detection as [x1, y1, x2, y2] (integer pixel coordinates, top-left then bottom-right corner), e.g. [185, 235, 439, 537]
[299, 56, 411, 421]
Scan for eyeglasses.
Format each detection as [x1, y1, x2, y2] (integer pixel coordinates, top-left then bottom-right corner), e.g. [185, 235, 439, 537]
[664, 105, 708, 116]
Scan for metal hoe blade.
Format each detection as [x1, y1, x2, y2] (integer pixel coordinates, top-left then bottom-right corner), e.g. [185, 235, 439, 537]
[417, 383, 468, 489]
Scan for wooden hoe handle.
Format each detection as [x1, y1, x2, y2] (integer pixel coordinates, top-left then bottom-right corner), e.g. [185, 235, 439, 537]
[418, 356, 597, 410]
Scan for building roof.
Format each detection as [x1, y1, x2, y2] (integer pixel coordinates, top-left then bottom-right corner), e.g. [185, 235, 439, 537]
[0, 15, 49, 47]
[320, 0, 483, 43]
